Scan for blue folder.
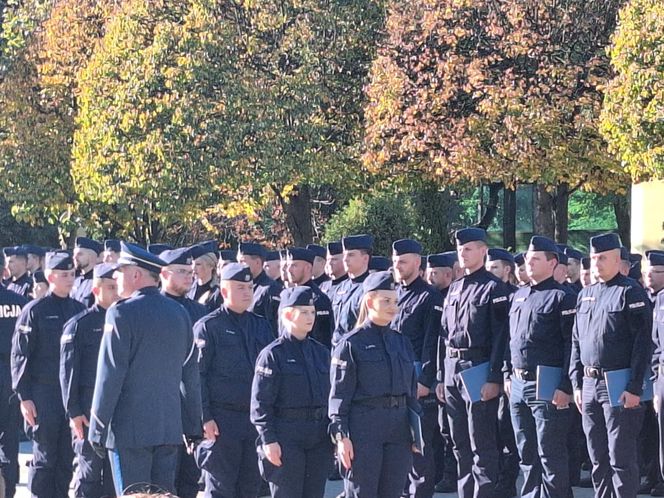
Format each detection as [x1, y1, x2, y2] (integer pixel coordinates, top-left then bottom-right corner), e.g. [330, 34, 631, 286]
[459, 362, 490, 403]
[408, 407, 425, 456]
[536, 366, 563, 402]
[603, 368, 654, 407]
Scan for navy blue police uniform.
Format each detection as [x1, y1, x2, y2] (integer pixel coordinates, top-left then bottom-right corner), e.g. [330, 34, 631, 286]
[59, 264, 117, 498]
[307, 244, 331, 287]
[319, 242, 348, 301]
[437, 228, 510, 498]
[329, 271, 420, 498]
[251, 286, 332, 497]
[504, 237, 577, 498]
[72, 237, 103, 307]
[103, 240, 121, 262]
[11, 251, 87, 498]
[4, 247, 33, 299]
[331, 235, 373, 347]
[570, 233, 652, 498]
[650, 250, 664, 493]
[195, 263, 274, 498]
[87, 243, 202, 496]
[187, 242, 222, 312]
[0, 283, 27, 498]
[390, 239, 443, 498]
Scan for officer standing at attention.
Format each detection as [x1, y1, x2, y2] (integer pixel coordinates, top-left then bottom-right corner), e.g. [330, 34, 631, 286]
[319, 241, 348, 301]
[59, 263, 119, 498]
[251, 286, 332, 497]
[238, 242, 283, 336]
[504, 236, 577, 498]
[31, 272, 49, 300]
[650, 251, 664, 496]
[4, 247, 33, 299]
[563, 247, 585, 293]
[570, 233, 651, 498]
[263, 252, 282, 282]
[434, 227, 510, 498]
[194, 263, 274, 498]
[72, 237, 103, 307]
[426, 252, 457, 300]
[88, 242, 202, 495]
[369, 256, 391, 272]
[486, 249, 518, 291]
[102, 240, 121, 264]
[188, 241, 221, 311]
[306, 244, 330, 287]
[23, 245, 45, 276]
[331, 234, 373, 347]
[286, 248, 333, 348]
[158, 247, 209, 498]
[514, 253, 531, 287]
[329, 271, 420, 498]
[11, 251, 86, 498]
[0, 270, 27, 498]
[390, 239, 442, 498]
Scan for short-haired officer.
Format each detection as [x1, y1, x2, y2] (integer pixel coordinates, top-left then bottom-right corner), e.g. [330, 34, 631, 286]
[251, 286, 332, 497]
[195, 263, 274, 498]
[306, 244, 330, 287]
[331, 234, 373, 347]
[486, 249, 517, 290]
[31, 271, 49, 300]
[570, 233, 652, 498]
[504, 236, 577, 498]
[426, 252, 457, 298]
[435, 228, 510, 498]
[102, 240, 121, 264]
[60, 263, 119, 498]
[72, 237, 103, 307]
[0, 271, 27, 498]
[88, 243, 202, 495]
[22, 245, 45, 276]
[4, 247, 33, 299]
[264, 251, 282, 283]
[564, 247, 585, 293]
[11, 251, 86, 498]
[514, 253, 531, 287]
[319, 241, 348, 301]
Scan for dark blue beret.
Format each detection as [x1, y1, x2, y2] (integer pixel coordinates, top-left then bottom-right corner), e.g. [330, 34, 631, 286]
[564, 247, 585, 261]
[590, 233, 621, 254]
[21, 244, 45, 257]
[528, 236, 558, 255]
[265, 251, 280, 262]
[160, 247, 193, 266]
[514, 252, 526, 266]
[342, 234, 373, 251]
[288, 247, 315, 265]
[619, 246, 630, 262]
[32, 270, 47, 284]
[487, 248, 514, 264]
[219, 249, 237, 262]
[238, 242, 266, 259]
[647, 251, 664, 266]
[629, 253, 642, 264]
[369, 256, 391, 271]
[363, 271, 396, 293]
[93, 263, 117, 279]
[306, 244, 326, 259]
[219, 262, 252, 282]
[427, 252, 456, 268]
[455, 227, 487, 245]
[420, 256, 427, 271]
[629, 261, 642, 280]
[75, 237, 103, 254]
[392, 238, 422, 256]
[326, 241, 343, 256]
[45, 251, 74, 270]
[557, 252, 569, 265]
[3, 246, 27, 258]
[190, 241, 217, 259]
[104, 239, 121, 253]
[147, 243, 173, 255]
[280, 286, 315, 308]
[582, 257, 591, 270]
[118, 242, 165, 272]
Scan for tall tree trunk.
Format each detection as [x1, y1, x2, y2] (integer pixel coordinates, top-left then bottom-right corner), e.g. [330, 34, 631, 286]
[613, 188, 631, 248]
[554, 183, 569, 243]
[534, 183, 555, 239]
[477, 182, 503, 230]
[279, 184, 313, 246]
[503, 186, 517, 250]
[413, 184, 457, 251]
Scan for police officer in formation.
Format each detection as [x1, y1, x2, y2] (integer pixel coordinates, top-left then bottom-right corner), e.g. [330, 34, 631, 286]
[307, 244, 330, 288]
[102, 240, 121, 264]
[88, 243, 202, 495]
[71, 238, 103, 307]
[329, 271, 420, 498]
[319, 241, 348, 301]
[4, 247, 33, 299]
[59, 263, 119, 498]
[251, 286, 332, 497]
[195, 263, 274, 498]
[188, 242, 222, 312]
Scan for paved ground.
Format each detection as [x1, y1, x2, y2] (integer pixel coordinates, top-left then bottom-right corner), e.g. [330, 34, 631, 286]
[11, 442, 648, 497]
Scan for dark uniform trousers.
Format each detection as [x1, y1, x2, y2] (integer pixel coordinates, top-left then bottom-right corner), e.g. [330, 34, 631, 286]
[0, 360, 20, 498]
[509, 378, 570, 498]
[655, 377, 664, 486]
[582, 378, 644, 498]
[109, 444, 179, 495]
[406, 396, 439, 498]
[444, 357, 499, 498]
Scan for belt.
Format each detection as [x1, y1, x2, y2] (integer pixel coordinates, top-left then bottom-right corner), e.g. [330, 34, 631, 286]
[219, 403, 250, 413]
[513, 368, 536, 381]
[355, 395, 407, 409]
[447, 348, 488, 361]
[584, 366, 605, 379]
[275, 407, 326, 421]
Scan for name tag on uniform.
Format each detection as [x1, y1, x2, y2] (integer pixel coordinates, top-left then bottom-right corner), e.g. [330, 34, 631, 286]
[256, 366, 273, 376]
[287, 358, 296, 363]
[434, 305, 443, 312]
[581, 296, 595, 302]
[365, 344, 376, 350]
[629, 301, 646, 309]
[224, 329, 236, 335]
[45, 315, 60, 319]
[492, 296, 508, 304]
[93, 328, 102, 333]
[561, 309, 576, 316]
[18, 325, 32, 334]
[317, 310, 330, 316]
[515, 297, 526, 303]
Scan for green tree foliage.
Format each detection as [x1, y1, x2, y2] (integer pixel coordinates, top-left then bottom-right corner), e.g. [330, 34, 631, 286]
[601, 0, 664, 179]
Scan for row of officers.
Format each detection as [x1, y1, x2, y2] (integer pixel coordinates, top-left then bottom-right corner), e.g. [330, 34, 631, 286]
[0, 228, 663, 498]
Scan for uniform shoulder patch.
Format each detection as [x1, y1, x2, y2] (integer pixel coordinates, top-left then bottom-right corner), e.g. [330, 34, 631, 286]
[60, 333, 75, 344]
[561, 309, 576, 316]
[492, 296, 508, 304]
[255, 365, 273, 376]
[331, 357, 347, 368]
[18, 324, 32, 334]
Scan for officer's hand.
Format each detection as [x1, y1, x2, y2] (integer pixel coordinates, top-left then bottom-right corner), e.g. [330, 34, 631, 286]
[337, 437, 354, 470]
[435, 383, 446, 403]
[504, 379, 511, 398]
[655, 395, 660, 414]
[20, 400, 37, 427]
[263, 442, 282, 467]
[417, 383, 430, 399]
[574, 390, 583, 412]
[620, 391, 640, 409]
[70, 415, 89, 440]
[480, 382, 500, 401]
[203, 420, 220, 442]
[552, 390, 570, 409]
[91, 441, 106, 459]
[183, 435, 203, 455]
[412, 443, 421, 454]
